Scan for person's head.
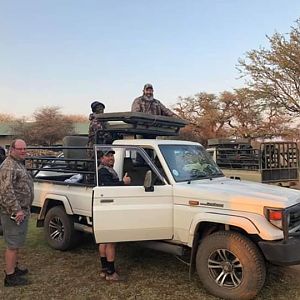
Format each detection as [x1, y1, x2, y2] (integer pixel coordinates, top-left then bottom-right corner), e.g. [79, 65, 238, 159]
[91, 101, 105, 113]
[143, 83, 154, 101]
[10, 139, 27, 161]
[99, 149, 115, 167]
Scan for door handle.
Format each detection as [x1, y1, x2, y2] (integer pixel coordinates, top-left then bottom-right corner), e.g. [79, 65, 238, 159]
[100, 199, 114, 203]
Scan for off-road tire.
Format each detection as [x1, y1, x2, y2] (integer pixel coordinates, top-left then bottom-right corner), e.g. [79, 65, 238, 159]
[44, 206, 77, 251]
[196, 231, 266, 300]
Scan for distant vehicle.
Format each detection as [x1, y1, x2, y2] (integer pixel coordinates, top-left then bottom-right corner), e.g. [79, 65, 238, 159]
[207, 138, 299, 187]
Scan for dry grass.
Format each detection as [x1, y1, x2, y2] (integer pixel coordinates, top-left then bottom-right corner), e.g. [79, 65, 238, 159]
[0, 216, 300, 300]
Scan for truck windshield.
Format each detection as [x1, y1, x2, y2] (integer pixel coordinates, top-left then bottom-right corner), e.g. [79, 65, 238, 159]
[159, 144, 224, 182]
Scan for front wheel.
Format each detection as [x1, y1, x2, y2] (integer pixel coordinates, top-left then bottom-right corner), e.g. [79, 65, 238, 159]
[44, 206, 77, 250]
[196, 231, 266, 300]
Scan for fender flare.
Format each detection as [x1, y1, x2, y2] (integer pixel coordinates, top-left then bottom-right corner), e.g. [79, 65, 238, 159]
[188, 212, 259, 246]
[38, 194, 73, 221]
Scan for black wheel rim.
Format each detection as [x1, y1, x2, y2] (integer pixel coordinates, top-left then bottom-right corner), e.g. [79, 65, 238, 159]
[49, 216, 64, 241]
[208, 248, 243, 288]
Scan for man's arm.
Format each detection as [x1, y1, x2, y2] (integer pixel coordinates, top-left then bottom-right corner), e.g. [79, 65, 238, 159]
[0, 164, 22, 214]
[98, 168, 124, 186]
[131, 98, 141, 112]
[156, 100, 176, 117]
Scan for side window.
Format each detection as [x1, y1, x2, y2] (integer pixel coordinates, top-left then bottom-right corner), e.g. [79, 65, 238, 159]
[142, 148, 167, 185]
[123, 148, 165, 186]
[123, 149, 150, 186]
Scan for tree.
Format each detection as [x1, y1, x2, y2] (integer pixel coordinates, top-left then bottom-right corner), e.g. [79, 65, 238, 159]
[226, 88, 292, 139]
[174, 89, 293, 144]
[65, 114, 88, 123]
[174, 92, 231, 145]
[238, 19, 300, 114]
[12, 107, 74, 145]
[0, 113, 16, 123]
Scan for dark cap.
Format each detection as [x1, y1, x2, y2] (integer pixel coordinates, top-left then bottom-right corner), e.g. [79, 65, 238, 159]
[98, 148, 115, 158]
[143, 83, 153, 90]
[91, 101, 105, 112]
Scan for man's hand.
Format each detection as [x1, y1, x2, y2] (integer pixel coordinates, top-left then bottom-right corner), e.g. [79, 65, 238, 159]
[123, 172, 131, 185]
[15, 210, 25, 223]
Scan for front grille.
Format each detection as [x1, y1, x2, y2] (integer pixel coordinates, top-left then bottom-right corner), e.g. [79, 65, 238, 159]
[284, 203, 300, 241]
[289, 210, 300, 229]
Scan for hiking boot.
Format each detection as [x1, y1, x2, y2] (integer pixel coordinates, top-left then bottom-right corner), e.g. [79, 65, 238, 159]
[15, 266, 28, 276]
[4, 272, 30, 287]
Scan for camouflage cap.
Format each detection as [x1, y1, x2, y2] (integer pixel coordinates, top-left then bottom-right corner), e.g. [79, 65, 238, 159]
[143, 83, 153, 90]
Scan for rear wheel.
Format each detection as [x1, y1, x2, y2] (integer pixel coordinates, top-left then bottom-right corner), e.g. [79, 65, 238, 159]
[196, 231, 266, 300]
[44, 206, 77, 250]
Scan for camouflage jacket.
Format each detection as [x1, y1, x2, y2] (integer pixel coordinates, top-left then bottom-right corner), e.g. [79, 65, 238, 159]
[131, 96, 175, 117]
[0, 155, 34, 215]
[87, 113, 107, 146]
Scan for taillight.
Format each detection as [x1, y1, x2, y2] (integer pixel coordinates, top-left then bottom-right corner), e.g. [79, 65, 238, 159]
[265, 208, 283, 229]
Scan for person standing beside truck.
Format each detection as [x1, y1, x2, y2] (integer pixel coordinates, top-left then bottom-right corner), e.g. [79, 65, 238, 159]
[131, 83, 176, 116]
[97, 149, 131, 281]
[0, 139, 34, 287]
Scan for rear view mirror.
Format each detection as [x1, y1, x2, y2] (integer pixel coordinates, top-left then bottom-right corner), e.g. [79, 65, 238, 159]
[144, 170, 154, 192]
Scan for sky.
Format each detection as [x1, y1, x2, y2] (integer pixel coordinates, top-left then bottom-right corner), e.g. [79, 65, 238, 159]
[0, 0, 300, 118]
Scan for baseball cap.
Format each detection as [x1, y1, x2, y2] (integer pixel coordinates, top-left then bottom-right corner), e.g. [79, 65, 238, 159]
[143, 83, 153, 90]
[98, 149, 115, 157]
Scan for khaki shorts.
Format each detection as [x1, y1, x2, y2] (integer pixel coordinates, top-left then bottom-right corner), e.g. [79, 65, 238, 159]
[0, 213, 29, 249]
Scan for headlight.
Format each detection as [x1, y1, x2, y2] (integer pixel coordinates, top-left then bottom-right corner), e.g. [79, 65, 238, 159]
[265, 207, 284, 229]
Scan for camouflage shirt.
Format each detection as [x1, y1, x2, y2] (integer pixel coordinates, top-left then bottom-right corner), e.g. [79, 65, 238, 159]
[131, 96, 175, 117]
[0, 155, 34, 215]
[87, 113, 107, 146]
[87, 113, 109, 159]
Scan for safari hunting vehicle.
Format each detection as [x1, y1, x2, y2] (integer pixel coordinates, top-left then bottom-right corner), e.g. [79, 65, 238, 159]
[207, 138, 299, 187]
[27, 112, 300, 300]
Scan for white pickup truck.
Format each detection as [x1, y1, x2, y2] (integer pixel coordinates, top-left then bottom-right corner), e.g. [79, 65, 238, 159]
[28, 114, 300, 300]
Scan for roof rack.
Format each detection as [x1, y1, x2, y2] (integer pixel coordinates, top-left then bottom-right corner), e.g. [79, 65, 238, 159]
[94, 112, 188, 140]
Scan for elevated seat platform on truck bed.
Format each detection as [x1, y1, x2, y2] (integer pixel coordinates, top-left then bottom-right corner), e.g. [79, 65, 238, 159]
[93, 112, 188, 138]
[25, 112, 188, 184]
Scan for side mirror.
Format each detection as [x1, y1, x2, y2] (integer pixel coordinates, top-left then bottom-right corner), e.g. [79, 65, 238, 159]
[144, 170, 154, 192]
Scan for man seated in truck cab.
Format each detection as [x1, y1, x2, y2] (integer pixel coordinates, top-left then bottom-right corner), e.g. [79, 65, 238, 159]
[98, 149, 131, 186]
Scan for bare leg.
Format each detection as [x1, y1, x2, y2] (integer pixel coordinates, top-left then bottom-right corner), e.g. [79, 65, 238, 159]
[106, 243, 116, 261]
[99, 244, 107, 257]
[5, 248, 18, 274]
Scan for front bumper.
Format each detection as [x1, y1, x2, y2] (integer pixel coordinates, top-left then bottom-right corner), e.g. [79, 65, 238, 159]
[258, 237, 300, 266]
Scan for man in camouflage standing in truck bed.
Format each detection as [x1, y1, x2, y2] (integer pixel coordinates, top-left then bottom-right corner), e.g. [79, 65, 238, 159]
[131, 83, 176, 116]
[0, 139, 34, 287]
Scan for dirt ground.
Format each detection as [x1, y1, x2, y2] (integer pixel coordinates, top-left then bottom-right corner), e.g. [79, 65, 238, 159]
[1, 216, 300, 300]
